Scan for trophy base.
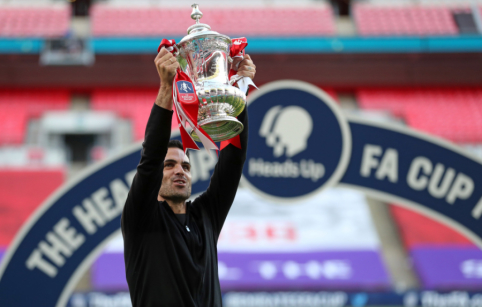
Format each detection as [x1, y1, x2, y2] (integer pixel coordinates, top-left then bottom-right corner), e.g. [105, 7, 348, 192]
[190, 116, 244, 143]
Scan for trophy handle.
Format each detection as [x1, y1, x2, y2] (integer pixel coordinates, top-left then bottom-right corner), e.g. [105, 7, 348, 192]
[172, 44, 180, 56]
[229, 74, 243, 86]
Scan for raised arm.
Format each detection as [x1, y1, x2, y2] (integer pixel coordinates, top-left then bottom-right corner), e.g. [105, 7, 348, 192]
[197, 54, 256, 235]
[122, 48, 179, 230]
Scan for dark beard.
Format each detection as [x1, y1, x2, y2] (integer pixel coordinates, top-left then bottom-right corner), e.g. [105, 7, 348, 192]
[159, 184, 191, 203]
[162, 192, 190, 203]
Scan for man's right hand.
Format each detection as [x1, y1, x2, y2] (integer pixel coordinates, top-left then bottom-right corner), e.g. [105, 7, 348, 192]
[155, 47, 179, 87]
[154, 47, 179, 110]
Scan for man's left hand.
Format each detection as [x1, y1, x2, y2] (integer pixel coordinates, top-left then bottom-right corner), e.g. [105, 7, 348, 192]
[232, 54, 256, 80]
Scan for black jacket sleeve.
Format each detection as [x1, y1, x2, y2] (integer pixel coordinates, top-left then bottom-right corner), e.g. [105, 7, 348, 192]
[122, 104, 173, 232]
[196, 104, 248, 237]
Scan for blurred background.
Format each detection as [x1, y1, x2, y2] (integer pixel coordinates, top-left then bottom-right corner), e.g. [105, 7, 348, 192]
[1, 0, 482, 306]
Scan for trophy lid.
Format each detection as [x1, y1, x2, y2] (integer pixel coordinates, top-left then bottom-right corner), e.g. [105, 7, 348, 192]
[179, 3, 230, 44]
[187, 4, 210, 34]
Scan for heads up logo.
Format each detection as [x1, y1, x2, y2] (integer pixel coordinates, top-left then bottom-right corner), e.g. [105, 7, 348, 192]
[242, 80, 352, 201]
[260, 105, 313, 158]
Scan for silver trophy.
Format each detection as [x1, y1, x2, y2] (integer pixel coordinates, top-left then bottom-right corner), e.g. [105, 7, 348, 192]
[175, 4, 246, 142]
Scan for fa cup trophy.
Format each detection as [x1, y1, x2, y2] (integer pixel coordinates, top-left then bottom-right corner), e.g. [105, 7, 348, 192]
[161, 4, 253, 148]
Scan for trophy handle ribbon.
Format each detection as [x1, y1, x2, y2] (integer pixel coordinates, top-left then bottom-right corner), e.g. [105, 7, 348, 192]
[228, 37, 258, 92]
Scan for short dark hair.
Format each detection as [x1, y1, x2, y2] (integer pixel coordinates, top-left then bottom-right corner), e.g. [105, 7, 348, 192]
[168, 139, 190, 159]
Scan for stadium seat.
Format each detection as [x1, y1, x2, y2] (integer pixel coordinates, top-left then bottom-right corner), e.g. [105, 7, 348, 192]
[390, 205, 474, 248]
[357, 89, 409, 117]
[353, 4, 459, 36]
[0, 105, 28, 144]
[0, 6, 70, 38]
[357, 89, 482, 143]
[0, 90, 70, 145]
[90, 5, 335, 37]
[0, 90, 70, 117]
[91, 89, 179, 141]
[0, 169, 64, 246]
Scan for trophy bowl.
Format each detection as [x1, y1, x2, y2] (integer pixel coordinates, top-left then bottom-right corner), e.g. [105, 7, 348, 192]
[175, 4, 246, 142]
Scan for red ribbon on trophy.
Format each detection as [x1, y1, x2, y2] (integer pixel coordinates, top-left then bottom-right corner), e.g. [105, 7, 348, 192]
[228, 37, 248, 86]
[158, 37, 251, 152]
[228, 37, 257, 98]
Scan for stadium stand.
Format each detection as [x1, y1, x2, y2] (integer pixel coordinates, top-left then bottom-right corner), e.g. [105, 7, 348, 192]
[390, 205, 474, 248]
[0, 105, 28, 145]
[361, 0, 482, 7]
[405, 99, 482, 143]
[357, 89, 409, 117]
[0, 90, 70, 117]
[353, 3, 459, 36]
[0, 90, 70, 145]
[90, 4, 335, 37]
[0, 2, 70, 38]
[91, 89, 179, 140]
[0, 168, 64, 246]
[357, 89, 482, 143]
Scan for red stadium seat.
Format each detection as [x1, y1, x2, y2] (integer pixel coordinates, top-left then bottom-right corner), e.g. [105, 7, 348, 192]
[357, 89, 409, 117]
[357, 88, 482, 143]
[0, 6, 70, 38]
[0, 90, 70, 117]
[354, 4, 459, 36]
[0, 169, 64, 247]
[0, 90, 70, 145]
[390, 205, 474, 248]
[91, 89, 179, 141]
[0, 105, 28, 144]
[90, 5, 335, 37]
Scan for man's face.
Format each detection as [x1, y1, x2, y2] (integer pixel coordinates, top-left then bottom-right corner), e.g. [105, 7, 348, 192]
[159, 147, 192, 203]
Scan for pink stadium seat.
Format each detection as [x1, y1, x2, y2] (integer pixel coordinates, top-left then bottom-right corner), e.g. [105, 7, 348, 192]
[357, 89, 411, 117]
[0, 105, 28, 144]
[0, 90, 70, 145]
[0, 7, 70, 38]
[357, 89, 482, 143]
[354, 4, 459, 36]
[91, 5, 335, 37]
[0, 169, 64, 246]
[390, 205, 474, 248]
[91, 89, 179, 141]
[0, 90, 70, 117]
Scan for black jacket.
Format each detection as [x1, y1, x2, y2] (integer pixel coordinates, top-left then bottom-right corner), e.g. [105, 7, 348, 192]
[121, 103, 248, 307]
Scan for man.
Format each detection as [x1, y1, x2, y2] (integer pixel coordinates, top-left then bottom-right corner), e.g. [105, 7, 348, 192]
[121, 47, 256, 307]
